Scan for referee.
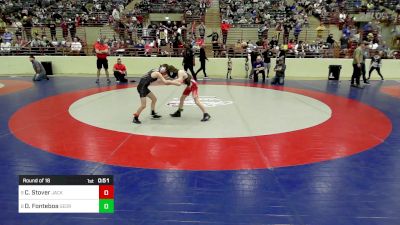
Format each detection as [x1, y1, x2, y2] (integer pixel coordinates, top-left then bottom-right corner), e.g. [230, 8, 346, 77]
[182, 44, 197, 80]
[95, 39, 110, 84]
[351, 42, 366, 88]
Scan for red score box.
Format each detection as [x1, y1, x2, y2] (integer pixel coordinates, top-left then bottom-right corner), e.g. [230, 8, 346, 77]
[99, 185, 114, 199]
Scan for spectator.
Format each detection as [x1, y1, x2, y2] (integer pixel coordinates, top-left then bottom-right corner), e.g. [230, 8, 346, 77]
[112, 8, 120, 22]
[269, 37, 279, 49]
[253, 56, 265, 83]
[68, 19, 76, 39]
[342, 25, 351, 38]
[70, 38, 82, 55]
[208, 31, 219, 57]
[49, 21, 57, 41]
[30, 37, 41, 48]
[277, 46, 286, 62]
[221, 20, 231, 45]
[198, 22, 206, 40]
[15, 27, 23, 39]
[0, 39, 12, 53]
[271, 58, 286, 85]
[61, 20, 68, 39]
[293, 22, 302, 42]
[316, 23, 326, 39]
[2, 29, 13, 44]
[29, 55, 48, 81]
[262, 47, 273, 77]
[295, 41, 306, 58]
[22, 16, 33, 41]
[113, 58, 128, 83]
[340, 34, 349, 51]
[0, 18, 6, 34]
[363, 22, 373, 34]
[326, 33, 335, 48]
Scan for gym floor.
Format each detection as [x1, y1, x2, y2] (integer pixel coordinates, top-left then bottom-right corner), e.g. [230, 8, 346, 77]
[0, 77, 399, 225]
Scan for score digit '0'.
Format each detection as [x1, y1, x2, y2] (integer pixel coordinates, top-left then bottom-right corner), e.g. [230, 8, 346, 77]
[98, 178, 110, 184]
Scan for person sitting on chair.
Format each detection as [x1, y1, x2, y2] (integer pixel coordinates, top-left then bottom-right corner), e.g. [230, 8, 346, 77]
[113, 58, 128, 83]
[253, 56, 265, 83]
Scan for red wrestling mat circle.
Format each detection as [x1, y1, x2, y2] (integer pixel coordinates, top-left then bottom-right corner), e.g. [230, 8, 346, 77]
[381, 85, 400, 99]
[0, 80, 33, 95]
[9, 83, 392, 170]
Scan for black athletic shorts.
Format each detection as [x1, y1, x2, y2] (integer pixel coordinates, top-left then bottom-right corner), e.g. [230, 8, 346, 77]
[137, 82, 151, 98]
[97, 58, 108, 70]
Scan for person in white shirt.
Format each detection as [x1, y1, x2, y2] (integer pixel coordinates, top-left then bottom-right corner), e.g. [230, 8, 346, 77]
[294, 41, 306, 58]
[70, 38, 82, 55]
[112, 8, 120, 22]
[0, 41, 11, 52]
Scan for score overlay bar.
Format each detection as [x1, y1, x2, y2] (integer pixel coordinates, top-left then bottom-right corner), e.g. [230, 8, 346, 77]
[18, 175, 114, 213]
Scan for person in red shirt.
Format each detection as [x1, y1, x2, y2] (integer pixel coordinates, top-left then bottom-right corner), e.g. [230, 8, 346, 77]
[95, 39, 110, 84]
[220, 21, 231, 45]
[113, 58, 129, 83]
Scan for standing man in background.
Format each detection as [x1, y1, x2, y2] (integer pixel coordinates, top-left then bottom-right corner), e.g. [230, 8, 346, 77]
[195, 45, 209, 79]
[351, 42, 365, 88]
[361, 44, 370, 84]
[183, 44, 197, 80]
[49, 21, 57, 41]
[208, 30, 219, 57]
[221, 21, 231, 45]
[262, 47, 273, 78]
[29, 55, 48, 81]
[95, 39, 111, 84]
[198, 22, 206, 40]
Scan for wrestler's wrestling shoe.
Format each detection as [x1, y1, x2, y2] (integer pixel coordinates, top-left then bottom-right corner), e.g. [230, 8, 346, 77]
[133, 117, 141, 124]
[201, 113, 211, 122]
[170, 110, 181, 118]
[152, 113, 162, 119]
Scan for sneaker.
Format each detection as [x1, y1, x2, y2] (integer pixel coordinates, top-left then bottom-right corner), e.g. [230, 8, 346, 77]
[201, 113, 211, 122]
[351, 84, 363, 88]
[107, 79, 111, 84]
[152, 114, 162, 119]
[170, 110, 181, 117]
[229, 76, 232, 79]
[204, 76, 211, 80]
[133, 117, 141, 124]
[364, 81, 370, 85]
[95, 79, 99, 84]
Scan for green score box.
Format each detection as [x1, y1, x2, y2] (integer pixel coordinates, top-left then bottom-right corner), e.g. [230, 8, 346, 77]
[99, 199, 114, 213]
